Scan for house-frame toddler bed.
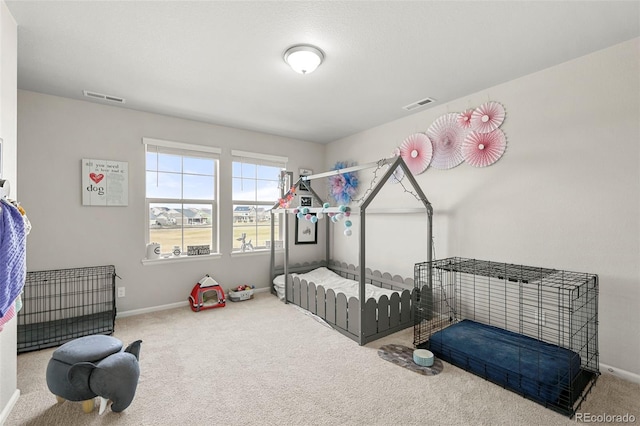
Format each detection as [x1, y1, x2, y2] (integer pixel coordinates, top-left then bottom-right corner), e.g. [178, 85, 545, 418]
[270, 156, 434, 345]
[414, 257, 599, 417]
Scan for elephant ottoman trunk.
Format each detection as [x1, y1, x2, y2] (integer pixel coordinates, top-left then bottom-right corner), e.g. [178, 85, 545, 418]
[46, 335, 142, 414]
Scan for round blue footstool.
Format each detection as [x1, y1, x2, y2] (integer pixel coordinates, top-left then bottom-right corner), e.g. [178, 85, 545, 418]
[46, 335, 142, 414]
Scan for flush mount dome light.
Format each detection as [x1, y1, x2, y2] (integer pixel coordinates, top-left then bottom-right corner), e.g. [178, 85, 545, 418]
[284, 44, 324, 74]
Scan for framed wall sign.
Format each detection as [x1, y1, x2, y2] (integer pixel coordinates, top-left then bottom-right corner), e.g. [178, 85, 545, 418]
[82, 158, 129, 206]
[187, 245, 210, 256]
[295, 214, 317, 245]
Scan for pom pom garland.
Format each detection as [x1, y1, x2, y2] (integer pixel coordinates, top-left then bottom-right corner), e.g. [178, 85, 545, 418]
[287, 202, 353, 237]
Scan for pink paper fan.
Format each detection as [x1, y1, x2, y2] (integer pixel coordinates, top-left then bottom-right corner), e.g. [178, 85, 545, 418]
[398, 133, 432, 176]
[462, 129, 507, 167]
[470, 101, 505, 133]
[426, 113, 466, 170]
[457, 109, 474, 129]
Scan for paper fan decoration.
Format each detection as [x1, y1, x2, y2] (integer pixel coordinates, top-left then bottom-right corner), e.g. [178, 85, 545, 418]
[328, 161, 358, 204]
[470, 101, 505, 133]
[426, 113, 466, 170]
[398, 133, 433, 176]
[462, 129, 507, 167]
[457, 109, 474, 129]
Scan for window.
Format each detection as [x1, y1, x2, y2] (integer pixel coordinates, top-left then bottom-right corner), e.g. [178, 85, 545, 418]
[144, 138, 220, 257]
[231, 150, 287, 253]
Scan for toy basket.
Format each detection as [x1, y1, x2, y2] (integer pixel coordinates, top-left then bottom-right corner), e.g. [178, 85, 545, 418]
[229, 287, 254, 302]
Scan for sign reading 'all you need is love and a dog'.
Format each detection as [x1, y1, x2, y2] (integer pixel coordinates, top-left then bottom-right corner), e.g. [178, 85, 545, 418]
[82, 158, 129, 206]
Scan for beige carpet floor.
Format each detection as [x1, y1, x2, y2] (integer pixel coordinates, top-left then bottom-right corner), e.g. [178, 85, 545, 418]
[6, 292, 640, 425]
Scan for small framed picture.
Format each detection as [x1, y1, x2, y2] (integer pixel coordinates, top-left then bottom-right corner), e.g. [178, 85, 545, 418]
[299, 168, 312, 193]
[295, 214, 317, 245]
[300, 196, 312, 207]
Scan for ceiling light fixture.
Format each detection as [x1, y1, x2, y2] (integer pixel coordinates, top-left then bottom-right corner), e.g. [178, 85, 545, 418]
[283, 44, 324, 74]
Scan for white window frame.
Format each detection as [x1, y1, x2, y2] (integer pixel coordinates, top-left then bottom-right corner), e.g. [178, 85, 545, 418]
[231, 150, 287, 254]
[143, 138, 221, 263]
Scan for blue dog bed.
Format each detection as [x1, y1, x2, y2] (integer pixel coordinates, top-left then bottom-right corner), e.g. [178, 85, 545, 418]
[428, 320, 582, 408]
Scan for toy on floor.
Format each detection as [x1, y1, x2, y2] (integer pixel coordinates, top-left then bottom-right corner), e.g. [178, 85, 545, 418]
[228, 285, 255, 302]
[46, 335, 142, 414]
[189, 275, 226, 311]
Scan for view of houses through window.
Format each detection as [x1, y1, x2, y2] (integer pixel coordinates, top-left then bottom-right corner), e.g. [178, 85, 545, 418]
[145, 140, 218, 256]
[145, 141, 286, 258]
[232, 152, 286, 253]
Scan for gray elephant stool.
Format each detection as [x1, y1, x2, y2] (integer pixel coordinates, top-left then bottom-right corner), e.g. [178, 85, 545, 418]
[46, 335, 142, 414]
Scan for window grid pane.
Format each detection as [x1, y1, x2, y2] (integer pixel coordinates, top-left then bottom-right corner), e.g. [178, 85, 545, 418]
[232, 157, 284, 253]
[146, 146, 218, 255]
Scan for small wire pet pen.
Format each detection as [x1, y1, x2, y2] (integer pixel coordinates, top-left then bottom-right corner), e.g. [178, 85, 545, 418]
[414, 257, 599, 417]
[17, 265, 117, 353]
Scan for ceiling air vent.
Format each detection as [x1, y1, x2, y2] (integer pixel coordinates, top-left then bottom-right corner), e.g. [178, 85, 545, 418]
[402, 97, 436, 111]
[83, 90, 126, 104]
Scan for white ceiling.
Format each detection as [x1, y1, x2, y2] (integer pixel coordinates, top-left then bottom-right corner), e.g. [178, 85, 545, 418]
[5, 1, 639, 144]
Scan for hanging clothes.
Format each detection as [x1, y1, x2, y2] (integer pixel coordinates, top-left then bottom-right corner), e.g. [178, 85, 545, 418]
[0, 304, 15, 331]
[0, 198, 27, 318]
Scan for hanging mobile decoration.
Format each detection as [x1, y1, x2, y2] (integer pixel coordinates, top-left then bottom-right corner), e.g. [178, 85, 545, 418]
[426, 112, 466, 170]
[328, 161, 358, 204]
[398, 133, 433, 176]
[470, 101, 505, 133]
[388, 148, 405, 184]
[462, 128, 507, 167]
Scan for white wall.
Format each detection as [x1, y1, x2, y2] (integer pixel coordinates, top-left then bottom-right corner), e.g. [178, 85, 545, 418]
[326, 39, 640, 377]
[16, 91, 326, 314]
[0, 0, 19, 423]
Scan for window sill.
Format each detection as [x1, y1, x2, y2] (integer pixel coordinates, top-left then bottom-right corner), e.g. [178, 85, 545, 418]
[230, 249, 284, 257]
[141, 253, 222, 266]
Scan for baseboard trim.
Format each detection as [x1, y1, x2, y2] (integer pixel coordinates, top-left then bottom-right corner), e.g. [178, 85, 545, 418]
[0, 389, 20, 426]
[600, 363, 640, 384]
[117, 301, 189, 318]
[116, 287, 270, 318]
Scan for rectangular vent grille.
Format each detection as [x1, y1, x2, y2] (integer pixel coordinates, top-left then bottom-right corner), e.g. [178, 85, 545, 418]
[83, 90, 126, 104]
[403, 97, 436, 111]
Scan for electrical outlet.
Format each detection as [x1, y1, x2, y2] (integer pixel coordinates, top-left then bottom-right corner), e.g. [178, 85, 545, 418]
[117, 287, 125, 298]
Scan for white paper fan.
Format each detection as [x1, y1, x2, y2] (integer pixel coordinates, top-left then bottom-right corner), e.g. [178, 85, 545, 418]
[470, 101, 505, 133]
[426, 113, 466, 170]
[388, 148, 405, 184]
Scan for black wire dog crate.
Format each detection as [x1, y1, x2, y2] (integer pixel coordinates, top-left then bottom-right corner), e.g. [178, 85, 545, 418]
[414, 257, 599, 417]
[17, 265, 117, 353]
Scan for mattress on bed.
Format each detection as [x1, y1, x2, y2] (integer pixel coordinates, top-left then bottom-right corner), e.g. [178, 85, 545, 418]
[273, 267, 400, 302]
[428, 319, 582, 405]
